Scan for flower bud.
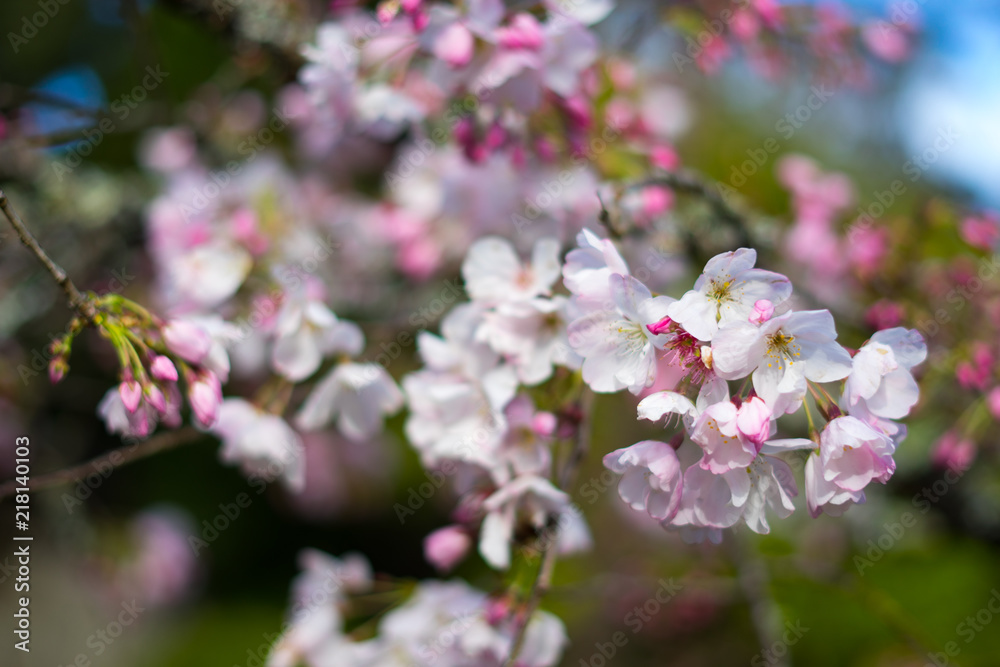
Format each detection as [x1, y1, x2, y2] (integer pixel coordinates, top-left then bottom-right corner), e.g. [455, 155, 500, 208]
[189, 372, 222, 427]
[424, 525, 471, 573]
[749, 299, 774, 325]
[150, 354, 179, 382]
[162, 321, 211, 363]
[48, 357, 68, 384]
[119, 380, 143, 413]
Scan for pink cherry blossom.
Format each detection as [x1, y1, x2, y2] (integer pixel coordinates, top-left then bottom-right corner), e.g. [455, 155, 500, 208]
[603, 440, 684, 521]
[819, 416, 896, 493]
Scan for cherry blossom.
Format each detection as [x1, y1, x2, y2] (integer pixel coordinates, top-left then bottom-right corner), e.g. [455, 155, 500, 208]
[843, 327, 927, 419]
[712, 309, 853, 414]
[603, 440, 683, 521]
[479, 475, 584, 570]
[272, 296, 359, 382]
[567, 274, 673, 394]
[296, 362, 404, 440]
[462, 236, 562, 305]
[666, 248, 792, 342]
[818, 416, 895, 493]
[214, 398, 306, 491]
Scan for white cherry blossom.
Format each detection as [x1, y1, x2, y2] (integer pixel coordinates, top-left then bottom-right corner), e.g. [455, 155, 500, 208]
[666, 248, 792, 342]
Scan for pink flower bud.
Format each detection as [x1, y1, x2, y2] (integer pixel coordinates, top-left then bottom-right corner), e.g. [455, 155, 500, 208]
[150, 355, 179, 382]
[411, 9, 429, 31]
[145, 384, 167, 414]
[376, 1, 397, 25]
[931, 431, 975, 473]
[49, 358, 68, 384]
[484, 123, 506, 150]
[864, 300, 904, 331]
[988, 387, 1000, 419]
[736, 396, 771, 447]
[485, 596, 511, 625]
[163, 321, 211, 363]
[433, 22, 473, 68]
[642, 186, 673, 218]
[496, 13, 544, 51]
[531, 412, 557, 437]
[424, 525, 471, 572]
[960, 213, 1000, 251]
[401, 0, 421, 12]
[189, 372, 222, 427]
[650, 145, 679, 171]
[563, 95, 592, 131]
[646, 316, 673, 336]
[132, 409, 152, 438]
[120, 381, 143, 413]
[749, 299, 774, 325]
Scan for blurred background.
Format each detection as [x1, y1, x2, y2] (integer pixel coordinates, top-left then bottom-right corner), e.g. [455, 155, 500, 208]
[1, 0, 999, 665]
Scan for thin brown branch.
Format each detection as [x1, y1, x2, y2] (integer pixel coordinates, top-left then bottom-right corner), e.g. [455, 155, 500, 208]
[0, 427, 204, 501]
[0, 187, 98, 322]
[618, 169, 753, 247]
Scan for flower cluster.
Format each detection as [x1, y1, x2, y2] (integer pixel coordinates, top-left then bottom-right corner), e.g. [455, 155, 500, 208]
[82, 283, 402, 491]
[574, 237, 927, 540]
[48, 298, 235, 439]
[403, 235, 589, 571]
[268, 550, 565, 667]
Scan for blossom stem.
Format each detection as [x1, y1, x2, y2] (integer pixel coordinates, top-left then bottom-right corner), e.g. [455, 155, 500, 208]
[803, 397, 818, 436]
[0, 427, 203, 501]
[0, 187, 99, 324]
[504, 388, 594, 667]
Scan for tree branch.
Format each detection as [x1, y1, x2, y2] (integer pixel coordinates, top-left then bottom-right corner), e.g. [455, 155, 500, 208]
[611, 169, 753, 248]
[0, 427, 204, 501]
[0, 187, 98, 322]
[629, 171, 750, 246]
